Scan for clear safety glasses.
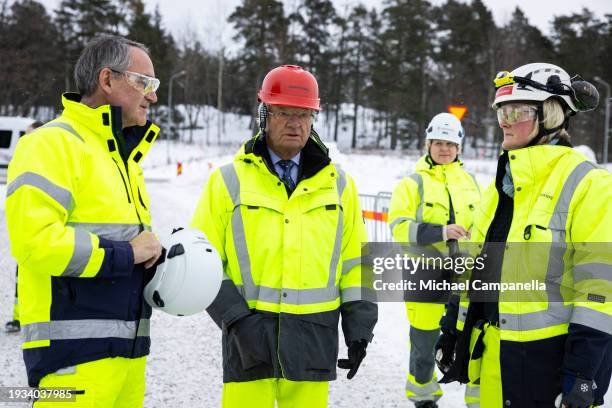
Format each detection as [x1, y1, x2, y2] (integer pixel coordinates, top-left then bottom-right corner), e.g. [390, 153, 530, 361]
[496, 103, 537, 126]
[268, 110, 316, 123]
[111, 69, 160, 95]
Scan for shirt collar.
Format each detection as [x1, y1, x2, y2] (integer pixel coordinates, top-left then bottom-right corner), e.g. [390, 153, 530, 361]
[268, 147, 301, 167]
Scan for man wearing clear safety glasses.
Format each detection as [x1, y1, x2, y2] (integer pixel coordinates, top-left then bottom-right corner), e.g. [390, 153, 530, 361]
[438, 63, 612, 408]
[6, 34, 164, 407]
[110, 69, 160, 98]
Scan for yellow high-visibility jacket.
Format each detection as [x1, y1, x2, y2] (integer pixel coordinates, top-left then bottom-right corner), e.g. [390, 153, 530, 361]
[389, 155, 481, 248]
[451, 143, 612, 407]
[389, 155, 481, 323]
[191, 134, 378, 382]
[467, 145, 612, 342]
[6, 93, 159, 386]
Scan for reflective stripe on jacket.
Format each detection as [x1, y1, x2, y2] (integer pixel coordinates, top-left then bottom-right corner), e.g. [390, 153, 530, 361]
[389, 155, 481, 330]
[6, 93, 159, 386]
[389, 155, 481, 249]
[469, 145, 612, 342]
[191, 134, 378, 382]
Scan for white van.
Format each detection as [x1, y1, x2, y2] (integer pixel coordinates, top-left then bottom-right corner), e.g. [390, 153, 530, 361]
[0, 117, 35, 183]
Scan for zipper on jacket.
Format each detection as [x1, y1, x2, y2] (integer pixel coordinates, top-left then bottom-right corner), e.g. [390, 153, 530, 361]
[113, 158, 132, 203]
[120, 159, 145, 229]
[137, 187, 147, 210]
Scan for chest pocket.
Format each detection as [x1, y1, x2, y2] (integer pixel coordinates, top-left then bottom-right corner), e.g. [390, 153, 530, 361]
[300, 191, 343, 281]
[453, 192, 480, 230]
[514, 208, 569, 297]
[238, 190, 285, 240]
[239, 190, 285, 213]
[301, 192, 342, 234]
[523, 208, 567, 243]
[422, 197, 450, 225]
[301, 191, 342, 214]
[78, 148, 134, 223]
[418, 176, 449, 224]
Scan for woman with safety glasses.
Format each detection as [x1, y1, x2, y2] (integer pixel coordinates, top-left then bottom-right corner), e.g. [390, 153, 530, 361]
[388, 112, 482, 408]
[440, 63, 612, 408]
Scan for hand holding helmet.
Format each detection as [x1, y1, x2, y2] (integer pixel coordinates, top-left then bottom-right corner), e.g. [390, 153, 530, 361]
[144, 228, 223, 316]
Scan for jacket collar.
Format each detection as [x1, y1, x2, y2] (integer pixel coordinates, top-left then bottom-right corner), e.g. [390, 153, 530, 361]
[61, 92, 121, 136]
[60, 93, 160, 163]
[240, 132, 331, 182]
[501, 142, 575, 191]
[415, 154, 463, 177]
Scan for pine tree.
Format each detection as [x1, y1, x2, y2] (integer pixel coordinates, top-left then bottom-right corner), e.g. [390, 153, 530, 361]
[180, 38, 219, 143]
[344, 5, 369, 149]
[551, 9, 607, 156]
[228, 0, 291, 128]
[0, 0, 61, 115]
[497, 7, 554, 70]
[328, 14, 348, 142]
[293, 0, 337, 106]
[54, 0, 126, 92]
[434, 0, 498, 149]
[379, 0, 434, 150]
[126, 2, 179, 107]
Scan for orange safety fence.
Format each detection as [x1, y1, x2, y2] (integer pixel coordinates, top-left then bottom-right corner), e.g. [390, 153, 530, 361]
[362, 210, 388, 222]
[359, 192, 393, 242]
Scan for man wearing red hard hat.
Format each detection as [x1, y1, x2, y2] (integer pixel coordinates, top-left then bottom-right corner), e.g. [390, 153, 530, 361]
[192, 65, 378, 407]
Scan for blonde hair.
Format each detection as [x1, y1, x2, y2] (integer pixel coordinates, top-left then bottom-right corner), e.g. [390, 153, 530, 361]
[529, 98, 571, 144]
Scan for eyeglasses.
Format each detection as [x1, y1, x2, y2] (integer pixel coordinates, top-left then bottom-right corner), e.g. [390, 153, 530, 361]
[110, 69, 160, 95]
[496, 103, 537, 126]
[268, 110, 315, 123]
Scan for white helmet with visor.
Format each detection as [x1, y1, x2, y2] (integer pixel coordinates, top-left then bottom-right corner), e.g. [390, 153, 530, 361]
[491, 62, 598, 112]
[492, 63, 599, 144]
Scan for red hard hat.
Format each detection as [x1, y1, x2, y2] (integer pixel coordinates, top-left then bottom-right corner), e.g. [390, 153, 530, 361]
[258, 65, 320, 111]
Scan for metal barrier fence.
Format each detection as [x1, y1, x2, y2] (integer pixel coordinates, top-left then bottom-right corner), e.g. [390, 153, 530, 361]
[359, 191, 393, 242]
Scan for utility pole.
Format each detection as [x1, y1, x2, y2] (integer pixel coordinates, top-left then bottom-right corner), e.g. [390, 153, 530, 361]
[217, 47, 224, 146]
[594, 76, 610, 164]
[167, 70, 186, 164]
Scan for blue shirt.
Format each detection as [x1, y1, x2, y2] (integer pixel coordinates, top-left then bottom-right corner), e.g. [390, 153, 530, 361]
[268, 148, 300, 186]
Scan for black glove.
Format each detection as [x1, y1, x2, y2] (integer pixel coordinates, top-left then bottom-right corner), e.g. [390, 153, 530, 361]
[338, 340, 368, 379]
[557, 371, 596, 408]
[435, 328, 457, 374]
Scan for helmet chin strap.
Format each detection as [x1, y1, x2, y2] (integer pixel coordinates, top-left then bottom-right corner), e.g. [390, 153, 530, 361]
[526, 103, 569, 147]
[258, 103, 268, 136]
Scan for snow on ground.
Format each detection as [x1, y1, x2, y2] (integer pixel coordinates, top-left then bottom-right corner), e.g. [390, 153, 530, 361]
[1, 137, 611, 407]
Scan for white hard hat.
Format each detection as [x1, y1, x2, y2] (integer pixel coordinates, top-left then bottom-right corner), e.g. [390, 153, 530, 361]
[144, 228, 223, 316]
[492, 62, 598, 112]
[425, 113, 464, 145]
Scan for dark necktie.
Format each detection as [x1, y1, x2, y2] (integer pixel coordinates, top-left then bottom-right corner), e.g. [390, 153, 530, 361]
[278, 159, 296, 193]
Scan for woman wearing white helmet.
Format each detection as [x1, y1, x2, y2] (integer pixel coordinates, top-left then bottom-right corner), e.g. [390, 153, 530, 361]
[389, 112, 482, 408]
[442, 63, 612, 408]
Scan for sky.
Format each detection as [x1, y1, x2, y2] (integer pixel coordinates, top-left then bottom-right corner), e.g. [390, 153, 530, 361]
[34, 0, 612, 52]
